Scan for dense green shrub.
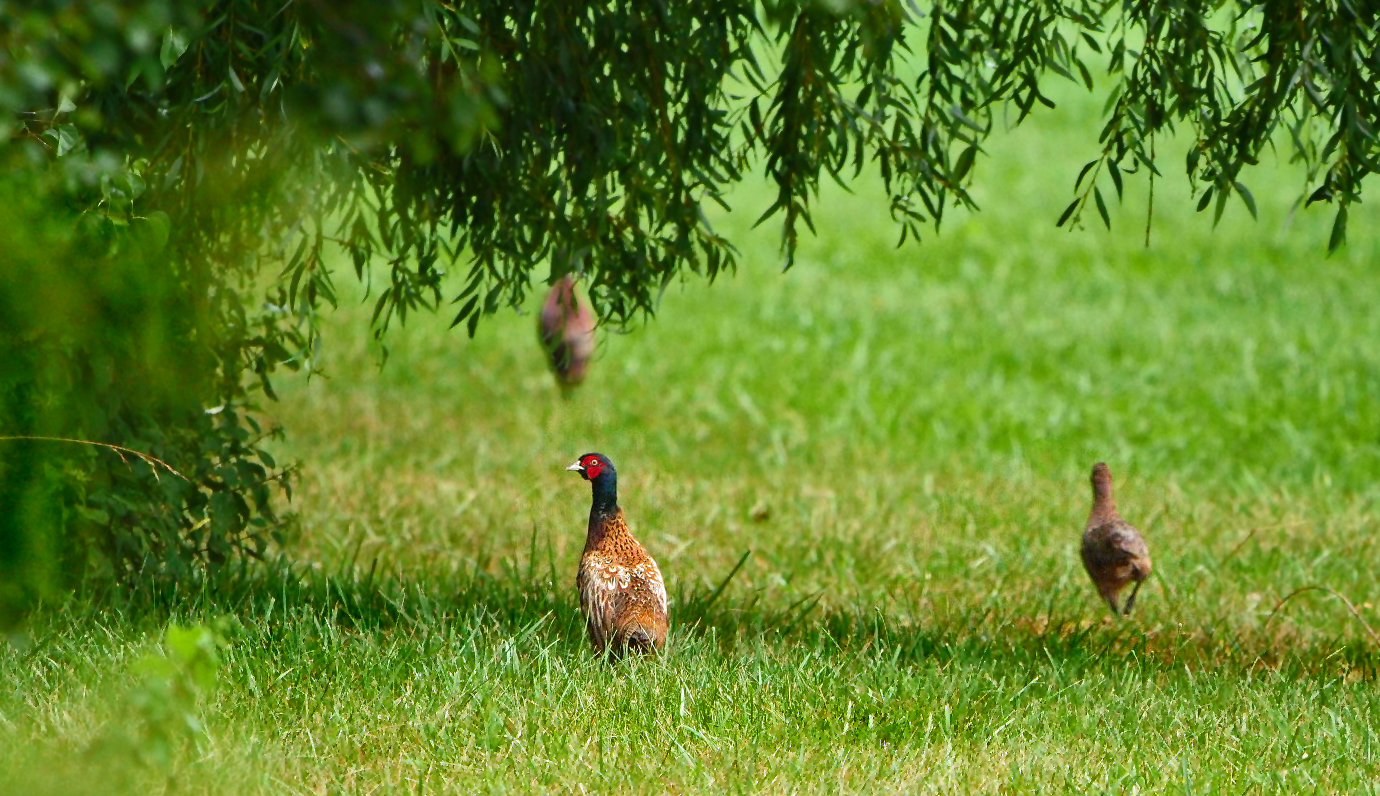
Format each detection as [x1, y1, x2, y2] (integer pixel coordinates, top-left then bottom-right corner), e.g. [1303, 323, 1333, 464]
[0, 169, 293, 618]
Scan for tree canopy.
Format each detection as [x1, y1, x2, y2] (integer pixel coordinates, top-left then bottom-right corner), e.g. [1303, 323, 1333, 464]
[1, 0, 1376, 604]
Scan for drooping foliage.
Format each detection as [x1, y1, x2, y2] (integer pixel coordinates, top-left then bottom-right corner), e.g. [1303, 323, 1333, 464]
[0, 0, 1374, 609]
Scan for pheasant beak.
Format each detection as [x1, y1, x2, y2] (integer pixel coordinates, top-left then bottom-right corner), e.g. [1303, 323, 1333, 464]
[565, 461, 585, 472]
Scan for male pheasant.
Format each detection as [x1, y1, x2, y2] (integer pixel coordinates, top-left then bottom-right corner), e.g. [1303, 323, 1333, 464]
[538, 275, 596, 394]
[1081, 462, 1153, 616]
[566, 453, 668, 658]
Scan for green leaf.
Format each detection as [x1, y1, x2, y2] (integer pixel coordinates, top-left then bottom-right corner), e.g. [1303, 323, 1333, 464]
[53, 124, 80, 157]
[1093, 187, 1110, 229]
[123, 172, 146, 200]
[950, 104, 983, 132]
[752, 197, 787, 229]
[953, 144, 978, 182]
[1074, 159, 1098, 191]
[450, 295, 479, 329]
[1056, 198, 1079, 227]
[76, 505, 111, 524]
[1328, 205, 1348, 252]
[1233, 181, 1257, 219]
[1106, 160, 1123, 199]
[136, 211, 171, 252]
[1196, 186, 1214, 212]
[160, 27, 189, 69]
[1075, 59, 1093, 91]
[1212, 184, 1229, 226]
[1101, 85, 1123, 116]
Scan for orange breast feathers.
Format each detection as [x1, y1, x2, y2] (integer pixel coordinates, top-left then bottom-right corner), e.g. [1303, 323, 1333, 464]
[577, 525, 668, 655]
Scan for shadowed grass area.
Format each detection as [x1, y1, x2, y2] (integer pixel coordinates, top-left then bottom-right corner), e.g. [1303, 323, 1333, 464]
[3, 81, 1380, 793]
[4, 561, 1379, 794]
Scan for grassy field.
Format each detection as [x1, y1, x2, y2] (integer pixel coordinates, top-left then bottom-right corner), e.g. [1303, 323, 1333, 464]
[5, 78, 1380, 794]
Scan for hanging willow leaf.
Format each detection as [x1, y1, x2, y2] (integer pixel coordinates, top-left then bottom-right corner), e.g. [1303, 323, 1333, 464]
[1056, 198, 1080, 227]
[1094, 186, 1111, 229]
[1329, 205, 1349, 252]
[1234, 181, 1257, 219]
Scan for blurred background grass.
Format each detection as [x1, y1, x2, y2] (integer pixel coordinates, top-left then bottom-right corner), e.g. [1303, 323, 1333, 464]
[270, 79, 1379, 638]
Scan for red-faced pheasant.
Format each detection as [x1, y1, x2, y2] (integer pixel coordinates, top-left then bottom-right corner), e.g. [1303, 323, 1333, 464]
[1081, 462, 1153, 616]
[538, 275, 596, 394]
[566, 453, 668, 658]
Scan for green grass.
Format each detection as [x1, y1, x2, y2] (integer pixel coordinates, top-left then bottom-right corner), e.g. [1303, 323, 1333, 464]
[5, 82, 1380, 794]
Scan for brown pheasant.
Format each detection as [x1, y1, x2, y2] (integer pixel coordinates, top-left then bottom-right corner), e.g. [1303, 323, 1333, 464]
[538, 275, 596, 394]
[1081, 462, 1153, 616]
[566, 453, 668, 658]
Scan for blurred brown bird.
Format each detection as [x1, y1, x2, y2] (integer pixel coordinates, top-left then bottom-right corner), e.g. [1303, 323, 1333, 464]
[538, 275, 596, 394]
[566, 453, 668, 658]
[1081, 462, 1153, 616]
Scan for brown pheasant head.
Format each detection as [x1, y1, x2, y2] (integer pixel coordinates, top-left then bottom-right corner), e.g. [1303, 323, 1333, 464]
[1091, 462, 1113, 497]
[1089, 462, 1117, 520]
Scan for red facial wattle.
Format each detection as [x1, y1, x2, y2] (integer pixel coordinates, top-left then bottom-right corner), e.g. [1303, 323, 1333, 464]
[582, 457, 605, 479]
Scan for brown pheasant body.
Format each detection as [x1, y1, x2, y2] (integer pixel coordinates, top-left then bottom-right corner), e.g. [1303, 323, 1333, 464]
[578, 508, 668, 656]
[538, 275, 596, 392]
[567, 454, 668, 659]
[1080, 462, 1153, 616]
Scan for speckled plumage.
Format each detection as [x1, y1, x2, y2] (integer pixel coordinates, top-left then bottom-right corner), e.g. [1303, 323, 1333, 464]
[567, 453, 668, 658]
[1081, 462, 1153, 616]
[538, 275, 596, 393]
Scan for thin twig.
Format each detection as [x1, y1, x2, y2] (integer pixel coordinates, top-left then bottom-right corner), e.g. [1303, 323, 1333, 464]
[1263, 585, 1380, 645]
[1221, 526, 1262, 565]
[0, 435, 190, 482]
[1220, 520, 1310, 565]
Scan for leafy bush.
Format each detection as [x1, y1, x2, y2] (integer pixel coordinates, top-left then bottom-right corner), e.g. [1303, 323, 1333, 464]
[0, 168, 295, 620]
